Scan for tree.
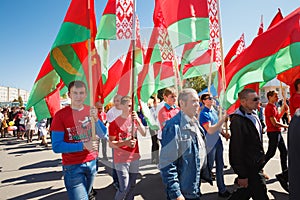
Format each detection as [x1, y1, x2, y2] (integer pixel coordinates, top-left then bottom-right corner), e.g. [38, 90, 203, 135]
[18, 96, 24, 107]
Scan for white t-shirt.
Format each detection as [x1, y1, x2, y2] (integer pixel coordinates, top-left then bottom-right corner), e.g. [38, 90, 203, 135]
[106, 106, 122, 123]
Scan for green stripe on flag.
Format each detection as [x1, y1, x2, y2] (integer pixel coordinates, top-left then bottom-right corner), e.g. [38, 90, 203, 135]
[34, 99, 51, 121]
[96, 14, 117, 40]
[224, 42, 300, 109]
[183, 63, 217, 80]
[52, 22, 90, 48]
[168, 18, 209, 47]
[26, 70, 60, 109]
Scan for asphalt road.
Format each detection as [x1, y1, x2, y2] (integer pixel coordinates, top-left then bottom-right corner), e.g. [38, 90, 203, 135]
[0, 131, 289, 200]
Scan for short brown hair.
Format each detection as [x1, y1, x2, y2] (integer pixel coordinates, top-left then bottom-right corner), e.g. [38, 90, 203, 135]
[294, 78, 300, 91]
[266, 90, 277, 99]
[163, 87, 177, 97]
[238, 88, 256, 100]
[68, 80, 87, 92]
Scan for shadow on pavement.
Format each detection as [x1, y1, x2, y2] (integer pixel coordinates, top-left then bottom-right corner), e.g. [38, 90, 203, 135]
[3, 143, 38, 151]
[2, 171, 63, 185]
[268, 189, 289, 199]
[95, 184, 116, 199]
[19, 159, 62, 170]
[135, 172, 165, 199]
[7, 187, 67, 200]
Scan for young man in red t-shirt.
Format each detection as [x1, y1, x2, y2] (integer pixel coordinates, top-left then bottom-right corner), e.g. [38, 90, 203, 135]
[51, 81, 107, 200]
[157, 87, 180, 140]
[264, 90, 289, 192]
[109, 96, 146, 200]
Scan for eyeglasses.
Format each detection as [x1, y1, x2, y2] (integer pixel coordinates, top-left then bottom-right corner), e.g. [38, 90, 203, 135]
[252, 97, 260, 102]
[204, 97, 213, 100]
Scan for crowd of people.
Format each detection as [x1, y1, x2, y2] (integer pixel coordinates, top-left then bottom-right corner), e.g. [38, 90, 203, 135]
[1, 78, 300, 200]
[0, 105, 50, 146]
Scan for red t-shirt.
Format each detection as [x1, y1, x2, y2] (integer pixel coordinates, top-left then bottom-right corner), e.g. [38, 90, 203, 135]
[265, 103, 281, 132]
[158, 104, 180, 128]
[109, 116, 140, 163]
[290, 93, 300, 117]
[98, 111, 107, 123]
[51, 105, 98, 165]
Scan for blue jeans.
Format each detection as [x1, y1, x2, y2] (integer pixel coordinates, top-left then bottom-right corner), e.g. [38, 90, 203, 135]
[207, 139, 226, 193]
[114, 160, 139, 200]
[63, 159, 97, 200]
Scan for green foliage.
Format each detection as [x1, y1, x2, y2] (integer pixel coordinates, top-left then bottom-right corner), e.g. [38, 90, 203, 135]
[18, 96, 24, 106]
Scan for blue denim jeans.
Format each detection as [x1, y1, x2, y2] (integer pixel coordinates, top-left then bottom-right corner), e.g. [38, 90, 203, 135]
[114, 160, 139, 200]
[63, 159, 97, 200]
[207, 139, 226, 193]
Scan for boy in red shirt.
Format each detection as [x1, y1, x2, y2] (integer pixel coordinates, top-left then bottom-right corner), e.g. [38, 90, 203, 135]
[109, 96, 146, 200]
[51, 81, 107, 200]
[157, 87, 180, 140]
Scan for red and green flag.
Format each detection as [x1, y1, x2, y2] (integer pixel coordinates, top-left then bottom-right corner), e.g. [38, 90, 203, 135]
[179, 0, 220, 81]
[26, 54, 66, 120]
[223, 8, 300, 110]
[50, 0, 101, 105]
[95, 0, 133, 84]
[154, 0, 210, 47]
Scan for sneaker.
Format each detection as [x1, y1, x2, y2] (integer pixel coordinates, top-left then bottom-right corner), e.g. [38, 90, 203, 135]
[276, 173, 289, 192]
[218, 190, 231, 198]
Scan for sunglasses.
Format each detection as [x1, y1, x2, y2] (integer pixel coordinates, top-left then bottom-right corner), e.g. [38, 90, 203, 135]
[252, 97, 260, 102]
[204, 97, 213, 100]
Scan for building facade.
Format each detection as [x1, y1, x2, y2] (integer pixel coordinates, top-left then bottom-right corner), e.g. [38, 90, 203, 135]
[0, 86, 30, 104]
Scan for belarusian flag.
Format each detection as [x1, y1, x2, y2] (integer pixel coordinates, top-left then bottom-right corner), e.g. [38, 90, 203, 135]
[214, 33, 245, 113]
[223, 7, 300, 110]
[267, 8, 283, 29]
[96, 0, 133, 40]
[117, 17, 144, 110]
[155, 0, 210, 47]
[95, 56, 126, 106]
[95, 0, 133, 85]
[179, 0, 220, 81]
[50, 0, 101, 105]
[26, 54, 66, 120]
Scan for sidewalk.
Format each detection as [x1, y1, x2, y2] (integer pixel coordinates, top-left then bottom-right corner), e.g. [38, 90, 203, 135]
[0, 132, 289, 200]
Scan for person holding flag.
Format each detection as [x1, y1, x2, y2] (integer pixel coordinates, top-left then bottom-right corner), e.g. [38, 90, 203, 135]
[51, 80, 107, 200]
[199, 93, 231, 198]
[108, 96, 146, 200]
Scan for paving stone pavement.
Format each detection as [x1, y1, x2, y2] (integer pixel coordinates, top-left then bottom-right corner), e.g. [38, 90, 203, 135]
[0, 131, 289, 200]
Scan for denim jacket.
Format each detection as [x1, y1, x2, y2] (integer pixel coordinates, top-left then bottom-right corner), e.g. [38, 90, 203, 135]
[159, 111, 211, 199]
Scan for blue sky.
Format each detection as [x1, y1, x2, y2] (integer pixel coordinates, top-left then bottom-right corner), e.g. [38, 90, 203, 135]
[0, 0, 299, 92]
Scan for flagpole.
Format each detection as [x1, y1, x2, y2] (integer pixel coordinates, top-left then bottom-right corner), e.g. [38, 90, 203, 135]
[131, 0, 136, 139]
[173, 55, 182, 93]
[88, 0, 96, 140]
[208, 47, 214, 94]
[216, 0, 228, 133]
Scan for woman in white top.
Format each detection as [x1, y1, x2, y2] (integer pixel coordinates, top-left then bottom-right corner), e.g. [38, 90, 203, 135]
[26, 107, 36, 143]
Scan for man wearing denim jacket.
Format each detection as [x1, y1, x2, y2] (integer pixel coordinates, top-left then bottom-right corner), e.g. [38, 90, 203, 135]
[159, 88, 211, 200]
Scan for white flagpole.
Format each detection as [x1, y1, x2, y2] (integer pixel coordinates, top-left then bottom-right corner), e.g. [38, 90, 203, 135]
[216, 0, 228, 133]
[88, 0, 96, 140]
[131, 0, 137, 139]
